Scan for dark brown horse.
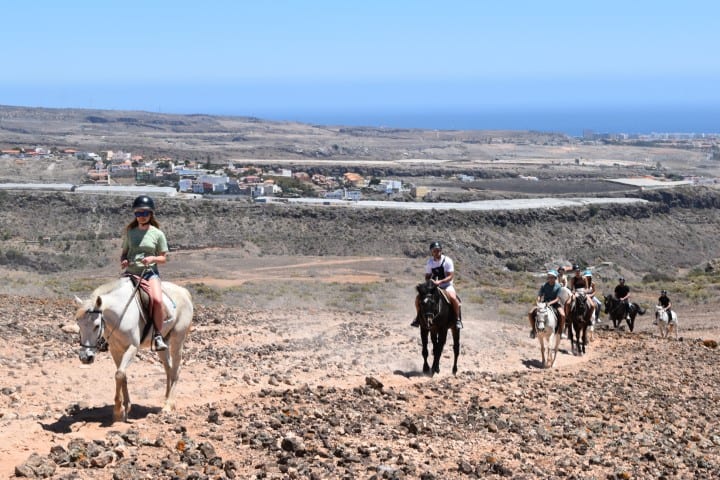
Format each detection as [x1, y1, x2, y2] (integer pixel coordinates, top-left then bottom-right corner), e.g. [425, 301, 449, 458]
[416, 280, 460, 376]
[569, 292, 592, 355]
[604, 294, 645, 332]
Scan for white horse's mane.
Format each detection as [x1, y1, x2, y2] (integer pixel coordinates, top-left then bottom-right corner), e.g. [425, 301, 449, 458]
[76, 278, 129, 312]
[92, 278, 127, 297]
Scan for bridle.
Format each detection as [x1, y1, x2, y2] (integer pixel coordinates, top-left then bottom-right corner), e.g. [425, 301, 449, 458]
[78, 270, 148, 351]
[79, 308, 108, 352]
[420, 289, 444, 326]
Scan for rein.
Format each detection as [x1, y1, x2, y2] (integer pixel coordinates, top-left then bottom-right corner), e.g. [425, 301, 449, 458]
[421, 289, 445, 324]
[80, 268, 149, 350]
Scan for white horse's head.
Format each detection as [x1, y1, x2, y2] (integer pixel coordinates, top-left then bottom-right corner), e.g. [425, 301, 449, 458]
[655, 305, 668, 324]
[74, 295, 105, 364]
[536, 302, 548, 331]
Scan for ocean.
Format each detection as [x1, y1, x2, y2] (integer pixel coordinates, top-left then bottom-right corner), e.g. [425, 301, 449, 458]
[258, 106, 720, 137]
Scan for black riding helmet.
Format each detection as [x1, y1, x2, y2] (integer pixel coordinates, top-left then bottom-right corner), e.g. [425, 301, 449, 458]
[660, 289, 667, 295]
[132, 195, 155, 211]
[429, 241, 442, 251]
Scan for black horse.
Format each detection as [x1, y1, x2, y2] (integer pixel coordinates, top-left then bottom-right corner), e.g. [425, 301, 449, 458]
[604, 294, 645, 332]
[416, 280, 460, 376]
[569, 292, 592, 355]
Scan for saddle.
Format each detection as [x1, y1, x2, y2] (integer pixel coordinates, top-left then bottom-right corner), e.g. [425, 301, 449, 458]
[126, 275, 175, 340]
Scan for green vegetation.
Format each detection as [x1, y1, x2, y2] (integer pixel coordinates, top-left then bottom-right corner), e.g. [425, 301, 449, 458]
[266, 176, 318, 197]
[186, 282, 223, 302]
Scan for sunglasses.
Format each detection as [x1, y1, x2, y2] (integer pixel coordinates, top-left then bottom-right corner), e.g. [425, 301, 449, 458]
[134, 210, 152, 217]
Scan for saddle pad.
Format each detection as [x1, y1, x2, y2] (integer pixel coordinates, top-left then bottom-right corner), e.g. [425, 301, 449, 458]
[438, 288, 450, 304]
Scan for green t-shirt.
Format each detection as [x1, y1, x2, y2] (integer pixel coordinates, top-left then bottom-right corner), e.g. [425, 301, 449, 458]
[121, 226, 168, 275]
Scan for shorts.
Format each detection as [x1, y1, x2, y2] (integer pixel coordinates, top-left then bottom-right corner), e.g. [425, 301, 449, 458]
[440, 284, 456, 295]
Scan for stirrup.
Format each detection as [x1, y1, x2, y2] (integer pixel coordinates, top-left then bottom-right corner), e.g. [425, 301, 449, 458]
[153, 335, 168, 351]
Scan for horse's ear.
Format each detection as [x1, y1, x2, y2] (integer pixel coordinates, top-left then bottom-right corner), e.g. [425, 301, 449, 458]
[74, 296, 84, 306]
[94, 296, 103, 310]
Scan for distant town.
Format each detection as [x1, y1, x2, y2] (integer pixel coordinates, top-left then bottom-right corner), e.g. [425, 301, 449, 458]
[2, 130, 719, 202]
[0, 146, 419, 201]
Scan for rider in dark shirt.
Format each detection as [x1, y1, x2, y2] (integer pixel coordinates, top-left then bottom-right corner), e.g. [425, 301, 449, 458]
[614, 276, 645, 318]
[657, 290, 673, 325]
[569, 265, 595, 322]
[614, 277, 630, 301]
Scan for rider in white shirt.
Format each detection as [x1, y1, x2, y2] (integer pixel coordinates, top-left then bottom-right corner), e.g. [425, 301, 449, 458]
[411, 241, 463, 330]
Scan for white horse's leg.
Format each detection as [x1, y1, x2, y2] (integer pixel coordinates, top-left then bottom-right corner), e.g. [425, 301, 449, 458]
[539, 336, 546, 367]
[162, 331, 186, 412]
[111, 345, 138, 423]
[550, 332, 561, 368]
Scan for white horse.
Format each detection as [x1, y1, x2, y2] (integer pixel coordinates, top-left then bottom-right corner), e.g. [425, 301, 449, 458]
[74, 277, 193, 423]
[535, 301, 561, 368]
[655, 305, 679, 340]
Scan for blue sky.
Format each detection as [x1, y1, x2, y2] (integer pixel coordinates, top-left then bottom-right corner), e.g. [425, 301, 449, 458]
[2, 1, 719, 131]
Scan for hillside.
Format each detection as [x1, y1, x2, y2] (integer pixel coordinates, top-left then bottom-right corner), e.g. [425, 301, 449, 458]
[1, 187, 719, 280]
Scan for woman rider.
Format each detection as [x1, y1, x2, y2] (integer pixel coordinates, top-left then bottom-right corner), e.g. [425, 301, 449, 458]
[120, 195, 170, 351]
[569, 264, 595, 326]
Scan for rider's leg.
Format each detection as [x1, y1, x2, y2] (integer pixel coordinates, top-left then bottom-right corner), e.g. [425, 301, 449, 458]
[446, 290, 462, 329]
[587, 297, 596, 323]
[593, 297, 602, 322]
[558, 308, 566, 335]
[410, 295, 420, 327]
[148, 276, 168, 351]
[528, 309, 537, 338]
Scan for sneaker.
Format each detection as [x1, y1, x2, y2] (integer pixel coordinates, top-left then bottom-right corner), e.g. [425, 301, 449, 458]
[455, 319, 463, 330]
[153, 335, 168, 351]
[410, 318, 420, 328]
[561, 333, 568, 339]
[529, 329, 536, 339]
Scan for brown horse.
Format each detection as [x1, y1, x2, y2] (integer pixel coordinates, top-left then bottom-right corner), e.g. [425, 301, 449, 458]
[569, 292, 592, 355]
[604, 294, 644, 332]
[416, 280, 460, 376]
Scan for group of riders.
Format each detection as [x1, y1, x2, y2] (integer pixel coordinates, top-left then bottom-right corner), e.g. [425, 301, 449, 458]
[528, 265, 673, 338]
[408, 242, 676, 336]
[528, 265, 602, 339]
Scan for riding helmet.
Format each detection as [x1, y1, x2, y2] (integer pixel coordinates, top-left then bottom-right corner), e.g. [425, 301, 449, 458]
[573, 264, 581, 271]
[132, 195, 155, 211]
[618, 276, 625, 282]
[660, 289, 667, 295]
[547, 270, 558, 278]
[429, 241, 442, 251]
[583, 270, 592, 277]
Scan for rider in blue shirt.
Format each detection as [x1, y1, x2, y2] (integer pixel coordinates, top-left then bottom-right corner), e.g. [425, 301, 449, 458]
[528, 270, 565, 339]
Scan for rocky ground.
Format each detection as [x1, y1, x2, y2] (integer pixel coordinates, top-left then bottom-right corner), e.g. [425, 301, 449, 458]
[2, 288, 719, 479]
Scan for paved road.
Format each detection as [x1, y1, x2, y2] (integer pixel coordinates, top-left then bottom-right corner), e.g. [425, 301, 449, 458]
[274, 196, 647, 211]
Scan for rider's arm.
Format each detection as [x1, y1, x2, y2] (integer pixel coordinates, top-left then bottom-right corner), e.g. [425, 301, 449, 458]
[438, 271, 454, 284]
[143, 251, 167, 266]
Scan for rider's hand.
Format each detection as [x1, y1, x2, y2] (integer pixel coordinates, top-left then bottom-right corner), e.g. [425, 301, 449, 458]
[141, 256, 153, 266]
[120, 259, 129, 269]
